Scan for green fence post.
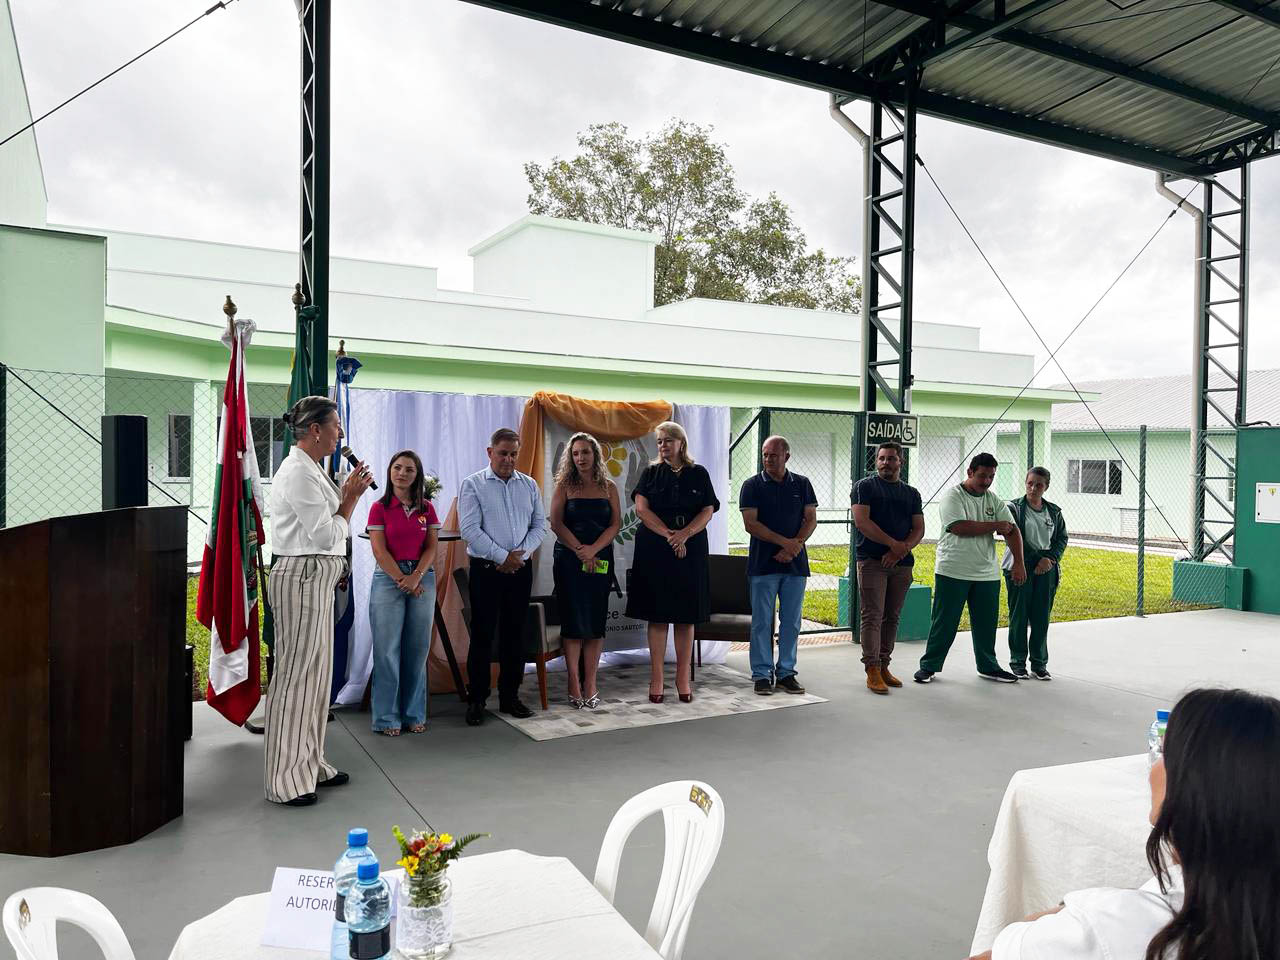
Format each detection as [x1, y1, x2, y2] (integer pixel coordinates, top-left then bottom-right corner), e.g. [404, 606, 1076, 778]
[849, 412, 866, 642]
[1137, 424, 1147, 618]
[756, 408, 771, 475]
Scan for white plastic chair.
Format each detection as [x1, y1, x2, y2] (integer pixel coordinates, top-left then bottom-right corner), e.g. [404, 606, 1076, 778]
[3, 888, 136, 960]
[594, 780, 725, 960]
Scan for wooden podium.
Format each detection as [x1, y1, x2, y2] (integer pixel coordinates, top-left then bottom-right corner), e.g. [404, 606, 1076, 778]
[0, 506, 188, 856]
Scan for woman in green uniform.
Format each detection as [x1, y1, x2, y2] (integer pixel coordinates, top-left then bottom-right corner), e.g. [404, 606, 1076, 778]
[1004, 466, 1068, 680]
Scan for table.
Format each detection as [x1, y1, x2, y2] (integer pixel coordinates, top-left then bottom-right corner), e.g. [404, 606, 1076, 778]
[168, 849, 661, 960]
[969, 754, 1154, 955]
[358, 529, 468, 701]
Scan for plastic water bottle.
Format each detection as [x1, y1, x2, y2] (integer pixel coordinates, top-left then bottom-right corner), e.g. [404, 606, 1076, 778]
[1147, 709, 1170, 768]
[331, 828, 378, 960]
[346, 860, 392, 960]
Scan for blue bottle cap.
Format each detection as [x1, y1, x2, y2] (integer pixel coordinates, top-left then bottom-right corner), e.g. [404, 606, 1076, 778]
[357, 860, 379, 881]
[1156, 709, 1170, 721]
[348, 828, 369, 847]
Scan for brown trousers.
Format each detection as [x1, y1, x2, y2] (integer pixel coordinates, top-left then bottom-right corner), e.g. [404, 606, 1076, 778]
[857, 560, 914, 667]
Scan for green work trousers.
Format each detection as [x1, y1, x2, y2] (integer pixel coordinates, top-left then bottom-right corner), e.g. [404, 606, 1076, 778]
[1005, 565, 1059, 672]
[919, 574, 1002, 675]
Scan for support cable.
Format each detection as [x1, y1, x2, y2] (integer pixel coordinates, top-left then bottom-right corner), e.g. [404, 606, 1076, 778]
[0, 1, 239, 149]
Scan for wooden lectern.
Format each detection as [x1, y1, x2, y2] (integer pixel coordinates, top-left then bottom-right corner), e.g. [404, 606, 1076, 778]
[0, 506, 188, 856]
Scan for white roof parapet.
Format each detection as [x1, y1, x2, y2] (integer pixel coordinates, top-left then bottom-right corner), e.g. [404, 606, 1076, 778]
[467, 214, 662, 257]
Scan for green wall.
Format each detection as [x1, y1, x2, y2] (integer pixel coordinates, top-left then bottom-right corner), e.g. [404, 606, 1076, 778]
[1234, 426, 1280, 615]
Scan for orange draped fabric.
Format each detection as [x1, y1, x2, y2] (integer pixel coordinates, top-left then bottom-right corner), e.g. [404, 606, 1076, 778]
[515, 391, 673, 490]
[428, 392, 672, 694]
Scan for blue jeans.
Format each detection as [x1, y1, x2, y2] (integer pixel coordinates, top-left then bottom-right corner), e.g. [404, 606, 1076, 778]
[748, 574, 806, 682]
[368, 562, 436, 730]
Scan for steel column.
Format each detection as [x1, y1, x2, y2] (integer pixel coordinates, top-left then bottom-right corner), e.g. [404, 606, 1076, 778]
[863, 85, 917, 417]
[297, 0, 331, 395]
[1192, 165, 1249, 562]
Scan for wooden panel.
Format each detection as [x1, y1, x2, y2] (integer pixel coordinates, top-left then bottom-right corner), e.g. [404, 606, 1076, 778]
[1, 506, 186, 856]
[0, 520, 52, 856]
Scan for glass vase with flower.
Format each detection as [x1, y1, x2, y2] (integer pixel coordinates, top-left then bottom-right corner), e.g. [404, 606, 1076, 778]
[391, 826, 487, 959]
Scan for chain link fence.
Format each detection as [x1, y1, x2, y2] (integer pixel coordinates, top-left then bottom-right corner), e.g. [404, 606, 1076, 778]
[1, 369, 1232, 638]
[726, 406, 1228, 637]
[0, 364, 293, 566]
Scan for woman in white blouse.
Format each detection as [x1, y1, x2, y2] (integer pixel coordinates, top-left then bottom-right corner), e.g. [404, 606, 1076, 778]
[264, 395, 373, 807]
[976, 687, 1280, 960]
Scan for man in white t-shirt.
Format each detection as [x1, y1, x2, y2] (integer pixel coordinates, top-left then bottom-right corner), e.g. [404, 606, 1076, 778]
[915, 453, 1026, 684]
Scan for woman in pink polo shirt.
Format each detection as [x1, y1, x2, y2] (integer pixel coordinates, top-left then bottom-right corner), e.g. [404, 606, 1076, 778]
[366, 450, 440, 735]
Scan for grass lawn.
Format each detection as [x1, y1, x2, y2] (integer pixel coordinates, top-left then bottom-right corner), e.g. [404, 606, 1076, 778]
[185, 542, 1198, 697]
[185, 578, 268, 699]
[733, 542, 1196, 631]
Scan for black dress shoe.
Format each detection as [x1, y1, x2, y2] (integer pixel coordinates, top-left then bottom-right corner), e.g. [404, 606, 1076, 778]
[318, 772, 349, 788]
[499, 700, 534, 719]
[284, 793, 318, 807]
[466, 702, 485, 726]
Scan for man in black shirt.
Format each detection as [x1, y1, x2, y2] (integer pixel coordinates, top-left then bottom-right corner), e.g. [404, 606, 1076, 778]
[851, 441, 925, 695]
[739, 436, 819, 696]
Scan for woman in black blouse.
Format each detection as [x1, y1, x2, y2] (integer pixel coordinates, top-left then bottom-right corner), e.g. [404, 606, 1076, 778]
[626, 421, 719, 703]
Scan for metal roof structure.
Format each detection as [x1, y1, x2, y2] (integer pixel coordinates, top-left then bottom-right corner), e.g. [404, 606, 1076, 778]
[1047, 369, 1280, 430]
[461, 0, 1280, 177]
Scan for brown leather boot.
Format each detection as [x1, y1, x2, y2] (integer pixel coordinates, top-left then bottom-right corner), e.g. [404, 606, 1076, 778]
[866, 665, 889, 695]
[880, 664, 903, 688]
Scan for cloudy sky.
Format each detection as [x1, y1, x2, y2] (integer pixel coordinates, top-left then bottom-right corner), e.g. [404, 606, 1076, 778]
[10, 0, 1279, 390]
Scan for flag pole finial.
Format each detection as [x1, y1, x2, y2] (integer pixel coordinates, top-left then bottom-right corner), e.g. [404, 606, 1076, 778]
[223, 295, 237, 336]
[292, 283, 305, 308]
[337, 339, 346, 357]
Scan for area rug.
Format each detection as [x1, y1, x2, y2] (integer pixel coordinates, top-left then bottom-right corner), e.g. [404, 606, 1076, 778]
[491, 663, 827, 741]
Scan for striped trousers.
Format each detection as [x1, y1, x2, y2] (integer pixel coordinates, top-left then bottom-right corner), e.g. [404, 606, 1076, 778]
[264, 554, 345, 803]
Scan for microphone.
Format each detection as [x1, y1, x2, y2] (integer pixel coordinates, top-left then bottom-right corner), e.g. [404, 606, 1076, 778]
[339, 446, 377, 489]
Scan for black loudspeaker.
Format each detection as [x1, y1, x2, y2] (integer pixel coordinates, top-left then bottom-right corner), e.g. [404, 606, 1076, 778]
[101, 415, 148, 510]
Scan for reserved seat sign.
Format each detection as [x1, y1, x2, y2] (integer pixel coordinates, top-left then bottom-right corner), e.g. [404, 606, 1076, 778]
[261, 866, 402, 951]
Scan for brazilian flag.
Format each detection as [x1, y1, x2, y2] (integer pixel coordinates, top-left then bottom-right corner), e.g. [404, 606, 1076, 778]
[262, 303, 325, 656]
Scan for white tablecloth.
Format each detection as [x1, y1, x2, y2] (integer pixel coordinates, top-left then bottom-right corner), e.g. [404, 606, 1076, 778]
[970, 754, 1154, 955]
[168, 848, 660, 960]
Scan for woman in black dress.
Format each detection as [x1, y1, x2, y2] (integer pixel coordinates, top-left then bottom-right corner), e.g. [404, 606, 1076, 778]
[549, 432, 621, 709]
[626, 421, 719, 704]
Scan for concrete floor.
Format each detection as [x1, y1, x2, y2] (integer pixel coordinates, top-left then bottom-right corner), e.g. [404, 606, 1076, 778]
[3, 608, 1277, 960]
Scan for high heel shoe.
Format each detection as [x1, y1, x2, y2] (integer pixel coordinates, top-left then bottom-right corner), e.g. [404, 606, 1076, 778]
[678, 691, 693, 703]
[649, 684, 665, 704]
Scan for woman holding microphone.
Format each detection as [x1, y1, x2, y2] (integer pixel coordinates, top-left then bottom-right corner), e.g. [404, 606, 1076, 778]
[265, 395, 373, 807]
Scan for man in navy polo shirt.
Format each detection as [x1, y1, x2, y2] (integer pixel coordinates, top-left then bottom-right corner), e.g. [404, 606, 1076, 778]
[739, 435, 818, 696]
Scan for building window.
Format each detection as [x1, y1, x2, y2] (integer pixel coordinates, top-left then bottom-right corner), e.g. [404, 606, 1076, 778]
[1067, 458, 1123, 495]
[167, 414, 192, 479]
[251, 416, 288, 477]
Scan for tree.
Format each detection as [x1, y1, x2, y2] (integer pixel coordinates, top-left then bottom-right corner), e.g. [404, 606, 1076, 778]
[524, 120, 860, 312]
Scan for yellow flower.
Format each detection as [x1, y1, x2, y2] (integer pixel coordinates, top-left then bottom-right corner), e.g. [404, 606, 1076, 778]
[603, 444, 626, 477]
[439, 833, 454, 845]
[397, 855, 419, 876]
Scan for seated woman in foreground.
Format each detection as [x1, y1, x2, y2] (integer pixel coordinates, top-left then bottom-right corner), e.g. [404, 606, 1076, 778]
[974, 686, 1280, 960]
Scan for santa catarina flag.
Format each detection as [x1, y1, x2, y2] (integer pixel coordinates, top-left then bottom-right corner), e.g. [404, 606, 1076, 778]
[197, 318, 266, 726]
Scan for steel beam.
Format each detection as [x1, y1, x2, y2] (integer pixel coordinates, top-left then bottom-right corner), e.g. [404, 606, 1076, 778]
[462, 0, 1202, 176]
[1192, 165, 1249, 563]
[867, 0, 1280, 128]
[297, 0, 330, 395]
[1212, 0, 1280, 27]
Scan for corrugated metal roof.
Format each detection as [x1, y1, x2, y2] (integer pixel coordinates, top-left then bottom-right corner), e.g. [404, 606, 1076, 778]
[467, 0, 1280, 175]
[1048, 368, 1280, 431]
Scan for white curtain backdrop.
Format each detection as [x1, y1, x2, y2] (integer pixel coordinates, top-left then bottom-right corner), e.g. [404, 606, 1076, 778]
[332, 391, 732, 703]
[335, 389, 525, 705]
